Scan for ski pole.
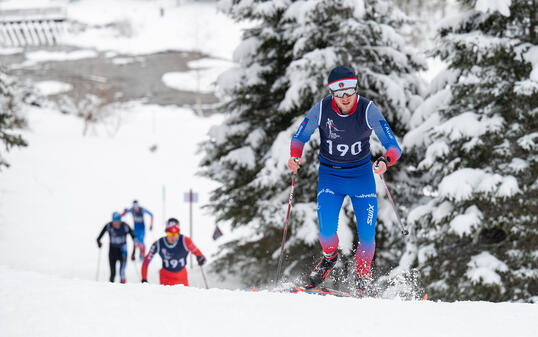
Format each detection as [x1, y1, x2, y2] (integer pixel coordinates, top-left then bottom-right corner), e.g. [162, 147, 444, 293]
[200, 266, 209, 289]
[275, 171, 297, 286]
[96, 247, 102, 281]
[379, 173, 409, 236]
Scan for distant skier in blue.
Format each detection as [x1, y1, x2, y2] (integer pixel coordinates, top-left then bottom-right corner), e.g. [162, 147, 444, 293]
[121, 200, 154, 261]
[288, 66, 402, 295]
[96, 212, 135, 283]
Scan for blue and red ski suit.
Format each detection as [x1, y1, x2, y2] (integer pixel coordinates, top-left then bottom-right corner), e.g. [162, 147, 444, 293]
[291, 95, 401, 278]
[141, 235, 204, 286]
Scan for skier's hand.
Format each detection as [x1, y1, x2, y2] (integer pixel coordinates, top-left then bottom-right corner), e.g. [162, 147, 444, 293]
[141, 279, 148, 283]
[97, 240, 102, 248]
[287, 157, 302, 173]
[196, 255, 207, 266]
[373, 156, 388, 175]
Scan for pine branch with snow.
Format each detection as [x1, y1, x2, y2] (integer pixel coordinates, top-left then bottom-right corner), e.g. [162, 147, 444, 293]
[0, 70, 35, 169]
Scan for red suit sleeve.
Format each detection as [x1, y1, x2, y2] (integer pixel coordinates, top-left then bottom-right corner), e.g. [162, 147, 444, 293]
[184, 236, 203, 257]
[141, 241, 158, 280]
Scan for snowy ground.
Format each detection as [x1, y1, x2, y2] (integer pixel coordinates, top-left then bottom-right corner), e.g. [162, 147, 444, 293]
[2, 266, 537, 337]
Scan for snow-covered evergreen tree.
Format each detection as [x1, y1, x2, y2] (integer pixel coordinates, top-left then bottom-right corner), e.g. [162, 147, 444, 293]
[201, 0, 425, 287]
[395, 0, 456, 49]
[404, 0, 537, 302]
[0, 70, 32, 169]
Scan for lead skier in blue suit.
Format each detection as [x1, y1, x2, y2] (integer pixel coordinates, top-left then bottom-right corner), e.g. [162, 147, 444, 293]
[288, 66, 402, 295]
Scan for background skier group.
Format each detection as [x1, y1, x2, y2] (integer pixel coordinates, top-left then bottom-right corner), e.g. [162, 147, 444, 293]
[97, 200, 206, 286]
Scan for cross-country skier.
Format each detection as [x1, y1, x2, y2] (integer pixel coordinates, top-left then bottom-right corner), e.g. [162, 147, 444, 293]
[96, 212, 136, 283]
[287, 66, 402, 296]
[121, 200, 154, 261]
[141, 218, 207, 286]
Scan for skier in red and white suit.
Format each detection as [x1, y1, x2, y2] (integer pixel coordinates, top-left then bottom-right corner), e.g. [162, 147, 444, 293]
[141, 218, 206, 286]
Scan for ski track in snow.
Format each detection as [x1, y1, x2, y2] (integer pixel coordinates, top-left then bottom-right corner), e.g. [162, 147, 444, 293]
[1, 266, 537, 337]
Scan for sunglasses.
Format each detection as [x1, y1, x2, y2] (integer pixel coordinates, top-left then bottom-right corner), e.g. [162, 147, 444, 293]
[167, 232, 179, 237]
[331, 88, 357, 98]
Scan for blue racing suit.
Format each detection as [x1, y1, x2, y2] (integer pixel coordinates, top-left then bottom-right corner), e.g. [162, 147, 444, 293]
[122, 206, 153, 259]
[291, 95, 401, 278]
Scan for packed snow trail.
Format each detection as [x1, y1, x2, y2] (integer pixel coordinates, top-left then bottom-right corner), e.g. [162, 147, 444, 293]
[1, 266, 537, 337]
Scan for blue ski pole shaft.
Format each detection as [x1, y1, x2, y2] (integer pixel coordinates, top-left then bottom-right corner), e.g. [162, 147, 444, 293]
[275, 172, 297, 286]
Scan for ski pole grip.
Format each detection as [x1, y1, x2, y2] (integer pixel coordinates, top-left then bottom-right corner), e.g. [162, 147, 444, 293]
[374, 156, 389, 168]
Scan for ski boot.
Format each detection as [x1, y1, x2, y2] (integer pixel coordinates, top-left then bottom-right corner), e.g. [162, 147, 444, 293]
[306, 251, 338, 289]
[354, 275, 378, 298]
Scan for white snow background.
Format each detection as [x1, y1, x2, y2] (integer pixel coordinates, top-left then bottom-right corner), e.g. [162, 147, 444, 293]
[1, 1, 537, 336]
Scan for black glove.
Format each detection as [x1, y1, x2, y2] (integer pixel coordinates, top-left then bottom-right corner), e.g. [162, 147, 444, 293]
[196, 255, 206, 266]
[97, 240, 102, 248]
[374, 156, 390, 168]
[141, 279, 148, 283]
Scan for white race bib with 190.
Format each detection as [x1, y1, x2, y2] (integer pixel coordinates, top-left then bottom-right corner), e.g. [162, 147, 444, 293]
[326, 140, 362, 157]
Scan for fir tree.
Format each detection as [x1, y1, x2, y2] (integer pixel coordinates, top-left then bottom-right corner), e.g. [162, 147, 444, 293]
[404, 0, 537, 302]
[201, 0, 425, 287]
[0, 70, 32, 169]
[394, 0, 455, 49]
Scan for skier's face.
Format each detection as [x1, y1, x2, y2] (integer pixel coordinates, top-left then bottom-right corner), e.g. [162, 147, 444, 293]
[332, 88, 357, 114]
[112, 221, 121, 228]
[166, 231, 179, 244]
